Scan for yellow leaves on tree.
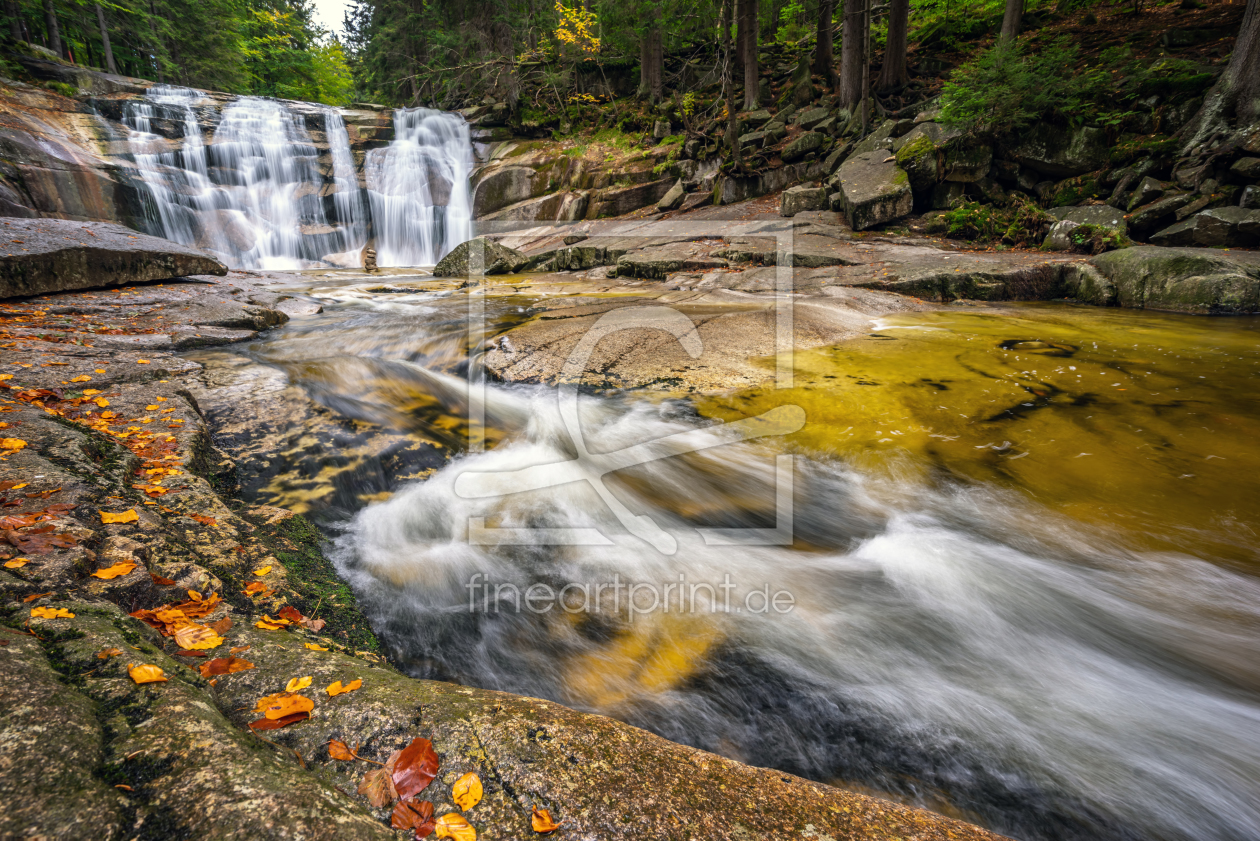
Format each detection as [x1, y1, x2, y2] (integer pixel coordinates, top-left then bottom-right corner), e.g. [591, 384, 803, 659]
[173, 623, 224, 651]
[304, 642, 329, 651]
[531, 807, 562, 833]
[553, 1, 599, 54]
[434, 813, 477, 840]
[452, 772, 482, 811]
[4, 558, 30, 568]
[91, 561, 138, 579]
[128, 663, 168, 684]
[326, 679, 361, 697]
[30, 606, 74, 619]
[285, 675, 313, 692]
[99, 509, 138, 524]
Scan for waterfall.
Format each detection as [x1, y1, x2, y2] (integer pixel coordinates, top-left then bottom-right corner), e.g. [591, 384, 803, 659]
[364, 108, 473, 268]
[324, 109, 369, 260]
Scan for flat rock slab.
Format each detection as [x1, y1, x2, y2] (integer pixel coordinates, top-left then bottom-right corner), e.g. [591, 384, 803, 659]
[0, 218, 227, 299]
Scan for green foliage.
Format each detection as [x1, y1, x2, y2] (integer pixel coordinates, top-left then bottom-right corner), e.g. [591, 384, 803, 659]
[1066, 223, 1130, 253]
[940, 198, 1050, 246]
[43, 80, 77, 97]
[939, 38, 1087, 135]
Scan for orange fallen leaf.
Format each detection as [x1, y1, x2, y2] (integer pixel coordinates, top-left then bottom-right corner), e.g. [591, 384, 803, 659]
[83, 389, 101, 396]
[22, 592, 52, 603]
[329, 739, 358, 761]
[304, 642, 329, 651]
[262, 693, 314, 719]
[94, 398, 109, 408]
[244, 582, 267, 595]
[1, 437, 26, 450]
[452, 772, 482, 811]
[189, 514, 216, 526]
[249, 711, 309, 730]
[229, 645, 251, 654]
[393, 798, 436, 834]
[173, 624, 224, 651]
[285, 676, 313, 692]
[393, 737, 440, 800]
[100, 509, 138, 524]
[434, 813, 476, 840]
[199, 656, 254, 677]
[255, 617, 288, 630]
[128, 663, 167, 684]
[91, 561, 138, 579]
[531, 807, 562, 833]
[253, 565, 272, 576]
[136, 359, 149, 364]
[98, 647, 123, 659]
[145, 405, 158, 411]
[31, 606, 74, 619]
[70, 375, 91, 383]
[326, 679, 362, 697]
[209, 616, 233, 635]
[4, 558, 30, 568]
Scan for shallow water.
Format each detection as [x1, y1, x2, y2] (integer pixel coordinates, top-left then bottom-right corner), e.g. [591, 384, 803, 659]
[198, 282, 1260, 841]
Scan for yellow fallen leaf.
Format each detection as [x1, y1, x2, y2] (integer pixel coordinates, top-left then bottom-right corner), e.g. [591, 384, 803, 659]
[531, 807, 562, 833]
[128, 663, 168, 684]
[1, 437, 26, 450]
[452, 772, 483, 811]
[262, 693, 314, 719]
[100, 509, 139, 524]
[434, 813, 476, 841]
[145, 405, 158, 411]
[0, 374, 10, 380]
[325, 679, 362, 697]
[4, 558, 30, 568]
[255, 619, 287, 631]
[31, 606, 74, 619]
[305, 642, 329, 651]
[95, 398, 109, 408]
[253, 565, 272, 576]
[91, 561, 138, 579]
[83, 389, 101, 396]
[136, 359, 150, 364]
[70, 375, 91, 383]
[173, 624, 225, 650]
[9, 483, 27, 489]
[285, 676, 313, 692]
[94, 369, 106, 373]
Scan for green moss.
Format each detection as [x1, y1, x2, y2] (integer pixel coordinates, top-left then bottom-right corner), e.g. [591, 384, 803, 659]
[1049, 174, 1101, 207]
[894, 133, 934, 169]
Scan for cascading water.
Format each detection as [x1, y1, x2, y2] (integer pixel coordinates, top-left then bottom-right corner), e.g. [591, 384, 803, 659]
[364, 108, 473, 267]
[324, 109, 369, 259]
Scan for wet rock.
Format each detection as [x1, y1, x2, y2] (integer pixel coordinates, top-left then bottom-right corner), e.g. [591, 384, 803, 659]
[930, 181, 965, 210]
[1126, 176, 1165, 211]
[1006, 123, 1110, 178]
[1128, 193, 1191, 234]
[834, 151, 913, 230]
[476, 191, 567, 222]
[656, 179, 686, 211]
[1230, 157, 1260, 180]
[0, 218, 227, 299]
[782, 130, 826, 163]
[615, 242, 729, 279]
[1087, 246, 1260, 313]
[1242, 185, 1260, 210]
[780, 184, 828, 216]
[470, 164, 551, 217]
[432, 236, 530, 277]
[1150, 208, 1260, 248]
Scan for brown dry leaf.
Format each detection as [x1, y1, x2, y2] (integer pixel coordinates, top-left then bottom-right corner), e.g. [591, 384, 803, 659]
[97, 647, 123, 659]
[433, 813, 475, 841]
[243, 581, 266, 595]
[392, 737, 440, 800]
[199, 656, 254, 678]
[392, 798, 436, 834]
[99, 509, 138, 524]
[128, 663, 168, 684]
[149, 572, 176, 586]
[4, 558, 29, 568]
[173, 624, 224, 651]
[30, 606, 74, 619]
[209, 617, 233, 635]
[304, 642, 329, 651]
[91, 561, 138, 579]
[358, 766, 399, 808]
[452, 772, 482, 811]
[262, 693, 314, 720]
[328, 739, 357, 762]
[531, 807, 562, 833]
[326, 679, 362, 697]
[285, 676, 313, 692]
[253, 565, 272, 576]
[174, 649, 207, 658]
[189, 514, 216, 526]
[249, 711, 309, 730]
[229, 645, 251, 654]
[22, 591, 52, 603]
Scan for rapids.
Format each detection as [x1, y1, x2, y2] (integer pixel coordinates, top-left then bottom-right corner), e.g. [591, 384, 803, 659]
[188, 279, 1260, 841]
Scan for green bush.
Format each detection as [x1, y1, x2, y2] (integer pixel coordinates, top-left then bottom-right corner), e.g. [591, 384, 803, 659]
[939, 39, 1086, 135]
[940, 198, 1050, 246]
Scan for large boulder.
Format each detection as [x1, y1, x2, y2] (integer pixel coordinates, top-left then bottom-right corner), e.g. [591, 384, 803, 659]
[470, 166, 540, 217]
[1006, 123, 1111, 178]
[589, 177, 675, 217]
[0, 218, 226, 299]
[1128, 193, 1192, 235]
[943, 144, 993, 183]
[833, 151, 913, 230]
[782, 130, 826, 162]
[431, 236, 530, 276]
[1084, 246, 1260, 313]
[780, 184, 828, 216]
[1042, 204, 1128, 253]
[1150, 208, 1260, 248]
[656, 179, 686, 211]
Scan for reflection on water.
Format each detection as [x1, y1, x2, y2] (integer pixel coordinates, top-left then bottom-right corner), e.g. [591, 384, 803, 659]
[196, 285, 1260, 841]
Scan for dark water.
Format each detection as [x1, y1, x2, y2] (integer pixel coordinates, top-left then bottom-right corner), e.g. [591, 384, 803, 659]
[196, 276, 1260, 841]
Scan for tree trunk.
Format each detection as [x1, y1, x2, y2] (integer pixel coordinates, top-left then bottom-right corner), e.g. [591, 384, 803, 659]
[147, 0, 164, 82]
[876, 0, 909, 91]
[6, 1, 22, 42]
[742, 0, 759, 110]
[43, 0, 61, 56]
[721, 0, 744, 172]
[999, 0, 1024, 43]
[1178, 0, 1260, 151]
[94, 3, 116, 74]
[813, 0, 835, 88]
[639, 25, 663, 102]
[839, 0, 865, 113]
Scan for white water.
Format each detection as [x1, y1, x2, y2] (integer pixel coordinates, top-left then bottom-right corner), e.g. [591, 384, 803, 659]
[364, 108, 473, 268]
[125, 92, 470, 269]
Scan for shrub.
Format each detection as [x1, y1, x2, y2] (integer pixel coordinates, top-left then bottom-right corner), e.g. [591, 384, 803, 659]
[939, 38, 1086, 135]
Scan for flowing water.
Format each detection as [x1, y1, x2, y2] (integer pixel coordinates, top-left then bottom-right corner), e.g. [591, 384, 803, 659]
[124, 91, 470, 269]
[191, 280, 1260, 841]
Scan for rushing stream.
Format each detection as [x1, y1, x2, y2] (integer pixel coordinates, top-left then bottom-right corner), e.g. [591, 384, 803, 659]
[189, 279, 1260, 841]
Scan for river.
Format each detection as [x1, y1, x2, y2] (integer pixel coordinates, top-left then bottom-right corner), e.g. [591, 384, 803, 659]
[187, 273, 1260, 841]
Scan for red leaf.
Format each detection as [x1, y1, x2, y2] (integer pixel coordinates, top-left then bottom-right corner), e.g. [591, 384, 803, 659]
[149, 572, 177, 586]
[391, 798, 435, 833]
[278, 605, 303, 623]
[392, 737, 440, 800]
[248, 711, 309, 730]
